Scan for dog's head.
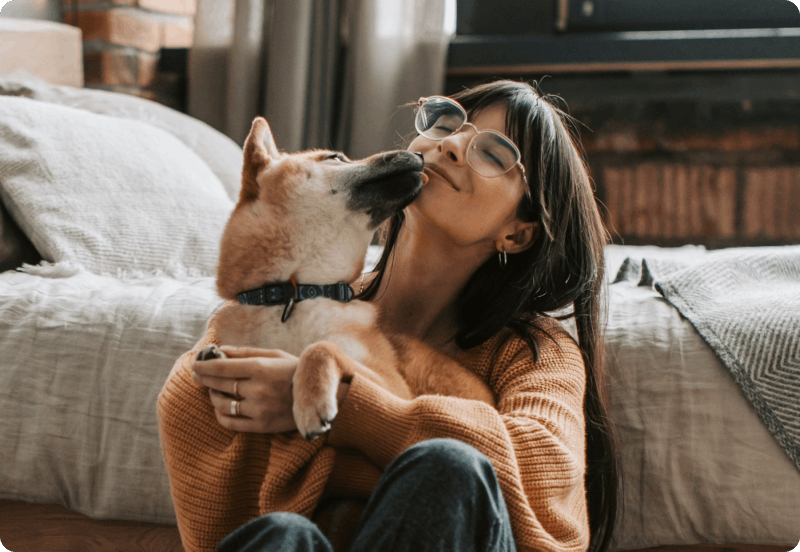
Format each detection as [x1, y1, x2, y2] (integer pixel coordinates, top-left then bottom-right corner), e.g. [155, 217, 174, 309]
[216, 117, 424, 299]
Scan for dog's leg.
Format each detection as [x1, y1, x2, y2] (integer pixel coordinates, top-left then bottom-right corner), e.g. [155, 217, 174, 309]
[196, 344, 226, 361]
[293, 342, 346, 439]
[293, 340, 407, 440]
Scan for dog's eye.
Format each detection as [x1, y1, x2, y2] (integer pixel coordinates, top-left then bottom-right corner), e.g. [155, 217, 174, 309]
[326, 153, 349, 163]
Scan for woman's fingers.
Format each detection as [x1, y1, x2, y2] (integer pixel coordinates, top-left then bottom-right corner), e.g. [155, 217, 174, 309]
[191, 348, 300, 434]
[192, 347, 298, 379]
[208, 388, 248, 417]
[192, 372, 242, 397]
[192, 357, 250, 379]
[208, 388, 297, 433]
[217, 346, 297, 360]
[192, 354, 293, 378]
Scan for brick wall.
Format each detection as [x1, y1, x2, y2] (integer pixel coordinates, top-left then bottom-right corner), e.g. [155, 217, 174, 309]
[448, 72, 800, 248]
[574, 95, 800, 248]
[61, 0, 194, 111]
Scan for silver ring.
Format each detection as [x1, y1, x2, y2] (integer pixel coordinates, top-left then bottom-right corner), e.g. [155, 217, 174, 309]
[230, 399, 240, 417]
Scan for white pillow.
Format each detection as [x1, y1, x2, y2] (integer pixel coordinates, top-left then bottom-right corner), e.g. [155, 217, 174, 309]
[0, 73, 244, 201]
[0, 96, 234, 277]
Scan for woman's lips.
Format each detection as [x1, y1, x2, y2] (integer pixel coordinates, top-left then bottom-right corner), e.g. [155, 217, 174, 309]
[425, 166, 459, 191]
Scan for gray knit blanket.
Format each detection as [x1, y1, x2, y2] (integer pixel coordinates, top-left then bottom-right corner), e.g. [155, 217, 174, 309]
[614, 246, 800, 471]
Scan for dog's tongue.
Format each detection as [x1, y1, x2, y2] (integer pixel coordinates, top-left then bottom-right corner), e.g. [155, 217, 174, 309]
[420, 172, 429, 185]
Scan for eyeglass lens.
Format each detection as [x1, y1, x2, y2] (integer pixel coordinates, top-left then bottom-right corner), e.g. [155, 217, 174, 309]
[415, 97, 519, 178]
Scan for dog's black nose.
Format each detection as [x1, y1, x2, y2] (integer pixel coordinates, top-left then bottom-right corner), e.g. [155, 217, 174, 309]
[412, 151, 424, 167]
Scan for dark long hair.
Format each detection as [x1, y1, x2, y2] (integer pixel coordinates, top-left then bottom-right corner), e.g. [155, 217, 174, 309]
[362, 80, 620, 552]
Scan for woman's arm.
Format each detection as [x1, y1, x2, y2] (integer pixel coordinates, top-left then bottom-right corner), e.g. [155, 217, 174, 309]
[325, 318, 589, 552]
[158, 315, 586, 552]
[158, 332, 337, 552]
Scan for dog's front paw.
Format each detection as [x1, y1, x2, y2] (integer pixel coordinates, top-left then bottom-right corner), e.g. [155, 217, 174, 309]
[293, 385, 339, 440]
[197, 344, 226, 361]
[293, 357, 340, 440]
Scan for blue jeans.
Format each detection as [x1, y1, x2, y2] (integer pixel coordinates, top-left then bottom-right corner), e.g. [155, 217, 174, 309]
[216, 438, 517, 552]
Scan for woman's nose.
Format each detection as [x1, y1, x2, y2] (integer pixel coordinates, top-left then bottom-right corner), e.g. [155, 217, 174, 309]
[438, 126, 474, 165]
[438, 141, 459, 163]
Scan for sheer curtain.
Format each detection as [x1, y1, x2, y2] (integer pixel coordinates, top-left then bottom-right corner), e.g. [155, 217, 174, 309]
[188, 0, 456, 157]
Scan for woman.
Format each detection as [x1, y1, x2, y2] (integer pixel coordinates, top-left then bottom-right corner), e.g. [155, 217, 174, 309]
[160, 79, 619, 552]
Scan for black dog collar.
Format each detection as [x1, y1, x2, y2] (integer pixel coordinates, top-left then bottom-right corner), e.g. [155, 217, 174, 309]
[237, 278, 355, 323]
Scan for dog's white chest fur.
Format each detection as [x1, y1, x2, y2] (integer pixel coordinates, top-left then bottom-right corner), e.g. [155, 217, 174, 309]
[213, 299, 376, 362]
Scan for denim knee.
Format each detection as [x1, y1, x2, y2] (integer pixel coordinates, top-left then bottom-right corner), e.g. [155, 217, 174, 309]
[263, 511, 318, 531]
[401, 438, 494, 475]
[216, 511, 332, 552]
[350, 438, 514, 552]
[393, 438, 499, 497]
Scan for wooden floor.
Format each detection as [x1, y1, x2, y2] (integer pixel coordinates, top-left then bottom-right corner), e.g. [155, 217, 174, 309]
[0, 499, 793, 552]
[629, 547, 791, 552]
[0, 500, 183, 552]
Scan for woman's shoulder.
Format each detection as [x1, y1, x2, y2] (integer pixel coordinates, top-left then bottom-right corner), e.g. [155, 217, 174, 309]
[457, 316, 582, 380]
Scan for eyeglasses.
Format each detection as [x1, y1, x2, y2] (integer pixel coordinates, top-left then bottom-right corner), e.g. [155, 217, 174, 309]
[415, 96, 527, 185]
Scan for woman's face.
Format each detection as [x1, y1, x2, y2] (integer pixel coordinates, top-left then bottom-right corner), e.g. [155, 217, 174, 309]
[405, 102, 529, 252]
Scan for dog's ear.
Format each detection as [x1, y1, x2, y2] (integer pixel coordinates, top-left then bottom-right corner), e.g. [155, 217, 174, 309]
[240, 117, 279, 202]
[245, 116, 280, 159]
[243, 117, 280, 164]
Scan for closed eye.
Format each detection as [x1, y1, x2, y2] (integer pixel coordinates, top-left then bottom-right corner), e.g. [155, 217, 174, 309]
[326, 153, 350, 163]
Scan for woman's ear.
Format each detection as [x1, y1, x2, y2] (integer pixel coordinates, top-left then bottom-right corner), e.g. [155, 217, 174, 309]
[499, 221, 540, 255]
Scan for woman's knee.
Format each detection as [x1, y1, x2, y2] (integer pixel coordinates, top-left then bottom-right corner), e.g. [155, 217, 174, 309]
[393, 438, 499, 493]
[402, 438, 492, 470]
[217, 512, 332, 552]
[351, 440, 514, 552]
[263, 511, 318, 531]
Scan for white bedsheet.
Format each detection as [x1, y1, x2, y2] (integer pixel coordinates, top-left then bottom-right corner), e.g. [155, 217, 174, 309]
[1, 245, 798, 547]
[0, 268, 221, 523]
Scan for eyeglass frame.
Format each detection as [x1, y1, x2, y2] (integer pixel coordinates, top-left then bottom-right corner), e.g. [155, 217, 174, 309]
[415, 96, 528, 187]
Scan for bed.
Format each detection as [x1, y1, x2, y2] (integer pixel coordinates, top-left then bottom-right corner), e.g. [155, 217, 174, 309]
[1, 75, 798, 552]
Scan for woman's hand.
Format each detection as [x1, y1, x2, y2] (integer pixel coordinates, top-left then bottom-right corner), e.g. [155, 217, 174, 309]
[191, 346, 298, 433]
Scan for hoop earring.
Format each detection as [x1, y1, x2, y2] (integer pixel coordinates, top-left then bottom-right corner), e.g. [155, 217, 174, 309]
[498, 247, 508, 268]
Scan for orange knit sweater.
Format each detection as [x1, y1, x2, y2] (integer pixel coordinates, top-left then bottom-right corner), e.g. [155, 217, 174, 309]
[158, 316, 589, 552]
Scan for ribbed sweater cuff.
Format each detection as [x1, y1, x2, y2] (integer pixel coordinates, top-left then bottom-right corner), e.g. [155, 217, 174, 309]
[326, 374, 414, 469]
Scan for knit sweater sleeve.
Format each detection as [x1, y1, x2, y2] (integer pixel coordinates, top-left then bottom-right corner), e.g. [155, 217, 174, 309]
[158, 312, 337, 552]
[326, 317, 589, 552]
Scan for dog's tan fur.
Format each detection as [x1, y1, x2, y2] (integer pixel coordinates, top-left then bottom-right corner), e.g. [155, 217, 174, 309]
[203, 117, 494, 440]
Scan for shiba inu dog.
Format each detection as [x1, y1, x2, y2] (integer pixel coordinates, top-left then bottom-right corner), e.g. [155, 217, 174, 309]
[199, 117, 494, 440]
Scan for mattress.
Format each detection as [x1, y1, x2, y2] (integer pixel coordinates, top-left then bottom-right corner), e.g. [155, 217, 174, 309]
[603, 245, 800, 549]
[0, 244, 798, 548]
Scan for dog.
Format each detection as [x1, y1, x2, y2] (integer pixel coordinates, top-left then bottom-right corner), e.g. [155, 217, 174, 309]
[198, 116, 494, 442]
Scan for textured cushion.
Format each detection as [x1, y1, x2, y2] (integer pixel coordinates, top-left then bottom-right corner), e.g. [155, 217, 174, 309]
[0, 96, 234, 277]
[0, 73, 243, 201]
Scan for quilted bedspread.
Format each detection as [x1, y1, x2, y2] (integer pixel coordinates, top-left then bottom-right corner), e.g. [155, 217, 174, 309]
[615, 245, 800, 472]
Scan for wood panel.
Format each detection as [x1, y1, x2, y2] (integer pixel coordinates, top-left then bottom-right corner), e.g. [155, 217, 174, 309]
[744, 167, 800, 240]
[0, 500, 792, 552]
[0, 500, 183, 552]
[601, 163, 738, 242]
[621, 546, 792, 552]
